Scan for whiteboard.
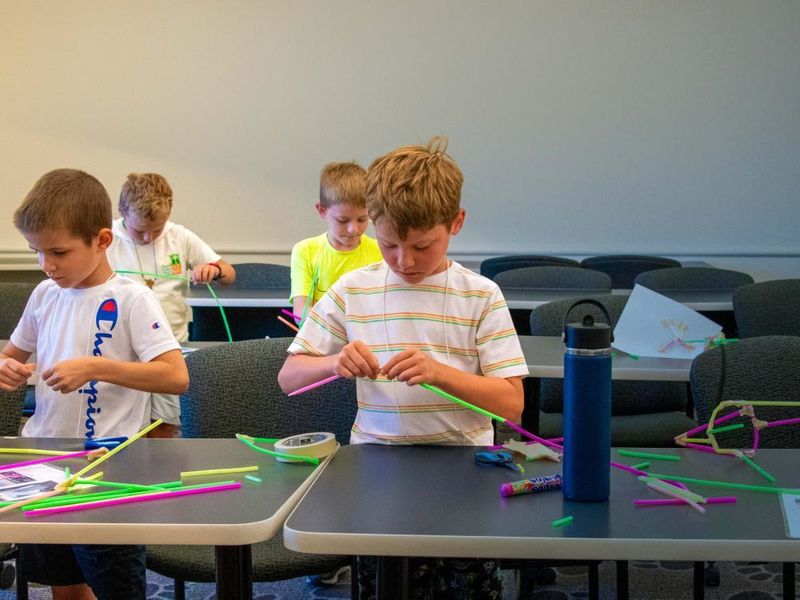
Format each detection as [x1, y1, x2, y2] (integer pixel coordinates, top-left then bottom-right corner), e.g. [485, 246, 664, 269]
[1, 1, 798, 258]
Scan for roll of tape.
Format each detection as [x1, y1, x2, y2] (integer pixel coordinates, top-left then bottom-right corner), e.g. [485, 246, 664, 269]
[273, 432, 338, 463]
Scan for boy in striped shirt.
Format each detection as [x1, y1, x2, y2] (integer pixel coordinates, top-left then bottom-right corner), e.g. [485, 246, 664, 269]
[279, 137, 527, 598]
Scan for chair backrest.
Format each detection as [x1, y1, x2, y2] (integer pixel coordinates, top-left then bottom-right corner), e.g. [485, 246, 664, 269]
[690, 335, 800, 449]
[479, 255, 579, 281]
[733, 279, 800, 338]
[180, 338, 357, 446]
[580, 255, 680, 289]
[494, 266, 611, 290]
[528, 294, 687, 416]
[0, 282, 37, 338]
[230, 263, 291, 289]
[634, 266, 754, 291]
[0, 388, 24, 436]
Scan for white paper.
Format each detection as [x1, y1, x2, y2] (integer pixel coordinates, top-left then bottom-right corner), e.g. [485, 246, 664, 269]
[0, 463, 66, 501]
[780, 494, 800, 538]
[613, 285, 722, 359]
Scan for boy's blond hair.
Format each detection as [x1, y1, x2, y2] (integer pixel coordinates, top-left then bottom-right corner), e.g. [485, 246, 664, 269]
[14, 169, 112, 244]
[319, 162, 367, 209]
[366, 136, 463, 239]
[119, 173, 173, 220]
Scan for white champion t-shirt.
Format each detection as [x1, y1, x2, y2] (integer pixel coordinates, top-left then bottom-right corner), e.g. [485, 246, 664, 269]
[107, 219, 220, 342]
[10, 276, 181, 439]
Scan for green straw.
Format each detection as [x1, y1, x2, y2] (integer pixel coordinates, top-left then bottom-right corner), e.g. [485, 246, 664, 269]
[236, 434, 319, 465]
[737, 454, 776, 483]
[645, 472, 796, 494]
[551, 516, 574, 528]
[72, 479, 168, 492]
[708, 423, 745, 434]
[244, 475, 262, 483]
[617, 450, 680, 462]
[114, 269, 233, 344]
[631, 461, 650, 470]
[419, 383, 500, 421]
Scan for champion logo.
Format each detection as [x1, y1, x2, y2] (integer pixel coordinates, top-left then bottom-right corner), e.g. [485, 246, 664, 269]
[80, 297, 118, 438]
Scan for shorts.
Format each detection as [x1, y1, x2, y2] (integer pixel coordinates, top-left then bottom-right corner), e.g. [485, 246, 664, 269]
[151, 392, 181, 425]
[18, 543, 146, 600]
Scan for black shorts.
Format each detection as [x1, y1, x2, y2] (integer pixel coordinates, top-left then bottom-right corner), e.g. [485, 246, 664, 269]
[18, 543, 146, 599]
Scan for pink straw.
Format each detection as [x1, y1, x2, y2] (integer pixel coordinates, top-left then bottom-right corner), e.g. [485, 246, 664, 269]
[287, 374, 342, 397]
[634, 496, 737, 507]
[502, 421, 563, 451]
[0, 450, 93, 472]
[25, 482, 241, 518]
[680, 441, 721, 455]
[610, 461, 649, 477]
[281, 308, 303, 321]
[765, 417, 800, 428]
[680, 410, 742, 438]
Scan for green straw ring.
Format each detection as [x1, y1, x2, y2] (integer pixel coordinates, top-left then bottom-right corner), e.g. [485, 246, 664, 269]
[236, 434, 319, 465]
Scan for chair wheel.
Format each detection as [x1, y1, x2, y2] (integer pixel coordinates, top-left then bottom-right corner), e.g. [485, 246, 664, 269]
[535, 567, 557, 586]
[704, 564, 720, 587]
[0, 563, 15, 589]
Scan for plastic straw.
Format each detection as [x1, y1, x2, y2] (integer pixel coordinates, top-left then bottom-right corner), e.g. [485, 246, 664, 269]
[71, 419, 163, 479]
[25, 482, 241, 518]
[617, 450, 680, 462]
[635, 496, 736, 507]
[680, 410, 742, 438]
[708, 423, 745, 435]
[765, 418, 800, 428]
[0, 448, 75, 456]
[610, 461, 649, 477]
[639, 477, 706, 503]
[204, 283, 233, 343]
[644, 480, 705, 513]
[631, 462, 650, 470]
[24, 482, 186, 510]
[244, 475, 262, 483]
[645, 472, 798, 494]
[181, 466, 259, 478]
[551, 516, 574, 528]
[281, 308, 303, 321]
[0, 450, 93, 472]
[287, 374, 342, 397]
[737, 453, 776, 483]
[235, 434, 319, 465]
[277, 315, 299, 333]
[72, 479, 167, 492]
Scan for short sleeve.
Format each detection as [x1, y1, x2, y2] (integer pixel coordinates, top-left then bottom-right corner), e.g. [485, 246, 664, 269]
[287, 279, 349, 357]
[127, 290, 181, 362]
[475, 286, 529, 379]
[182, 227, 221, 269]
[8, 287, 41, 354]
[289, 241, 313, 302]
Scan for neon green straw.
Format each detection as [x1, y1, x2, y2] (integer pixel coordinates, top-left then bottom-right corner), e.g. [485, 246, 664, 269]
[737, 454, 776, 483]
[24, 482, 185, 510]
[617, 450, 681, 462]
[299, 262, 321, 328]
[631, 462, 650, 470]
[244, 475, 262, 483]
[708, 423, 745, 434]
[419, 383, 500, 421]
[181, 466, 258, 478]
[115, 269, 233, 344]
[551, 516, 574, 528]
[235, 434, 319, 465]
[72, 479, 168, 492]
[645, 472, 796, 494]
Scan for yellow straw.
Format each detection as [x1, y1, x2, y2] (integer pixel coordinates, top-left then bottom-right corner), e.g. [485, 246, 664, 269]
[0, 448, 75, 456]
[180, 466, 259, 478]
[71, 419, 163, 480]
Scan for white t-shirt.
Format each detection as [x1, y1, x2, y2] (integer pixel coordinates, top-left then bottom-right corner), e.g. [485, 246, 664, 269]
[107, 219, 220, 342]
[288, 261, 529, 445]
[10, 276, 181, 439]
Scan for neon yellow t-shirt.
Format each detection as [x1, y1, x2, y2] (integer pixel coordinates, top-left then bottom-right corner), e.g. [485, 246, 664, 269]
[290, 232, 382, 304]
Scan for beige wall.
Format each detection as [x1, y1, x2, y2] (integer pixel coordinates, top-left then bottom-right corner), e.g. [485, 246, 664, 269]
[1, 1, 798, 277]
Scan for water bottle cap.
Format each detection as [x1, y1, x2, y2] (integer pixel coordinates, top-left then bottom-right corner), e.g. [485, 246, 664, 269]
[561, 299, 614, 350]
[564, 315, 612, 350]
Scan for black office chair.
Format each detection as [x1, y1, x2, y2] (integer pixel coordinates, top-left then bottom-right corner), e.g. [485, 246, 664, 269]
[189, 263, 292, 341]
[0, 282, 37, 418]
[733, 279, 800, 338]
[689, 335, 800, 599]
[527, 294, 695, 446]
[494, 266, 611, 290]
[580, 255, 681, 289]
[146, 338, 357, 599]
[634, 267, 754, 291]
[480, 255, 579, 281]
[0, 375, 25, 592]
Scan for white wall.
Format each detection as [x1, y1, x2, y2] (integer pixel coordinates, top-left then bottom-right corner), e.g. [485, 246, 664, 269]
[1, 1, 798, 278]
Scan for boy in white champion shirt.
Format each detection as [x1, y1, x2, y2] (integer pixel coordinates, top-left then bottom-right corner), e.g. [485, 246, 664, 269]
[279, 138, 527, 599]
[0, 168, 188, 600]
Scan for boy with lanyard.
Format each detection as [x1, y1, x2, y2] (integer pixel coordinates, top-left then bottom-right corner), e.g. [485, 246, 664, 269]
[279, 138, 527, 599]
[0, 169, 188, 599]
[290, 161, 383, 325]
[107, 173, 235, 438]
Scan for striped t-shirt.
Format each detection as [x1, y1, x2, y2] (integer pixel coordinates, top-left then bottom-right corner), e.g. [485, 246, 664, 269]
[287, 260, 529, 445]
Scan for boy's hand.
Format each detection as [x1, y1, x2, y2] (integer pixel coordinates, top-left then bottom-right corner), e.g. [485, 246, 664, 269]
[335, 340, 380, 380]
[0, 359, 36, 392]
[191, 263, 222, 285]
[42, 358, 96, 394]
[381, 349, 442, 386]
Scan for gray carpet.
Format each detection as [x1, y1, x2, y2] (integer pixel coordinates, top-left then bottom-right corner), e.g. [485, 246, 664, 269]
[0, 561, 796, 599]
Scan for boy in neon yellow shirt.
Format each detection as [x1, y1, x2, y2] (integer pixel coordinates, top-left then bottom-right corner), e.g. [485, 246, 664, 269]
[290, 162, 382, 323]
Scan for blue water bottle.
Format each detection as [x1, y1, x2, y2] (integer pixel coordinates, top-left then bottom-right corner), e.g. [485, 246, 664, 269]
[562, 299, 613, 502]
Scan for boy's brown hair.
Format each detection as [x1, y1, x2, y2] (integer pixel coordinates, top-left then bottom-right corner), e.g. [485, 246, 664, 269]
[119, 173, 173, 220]
[366, 136, 463, 239]
[14, 169, 112, 244]
[319, 162, 367, 209]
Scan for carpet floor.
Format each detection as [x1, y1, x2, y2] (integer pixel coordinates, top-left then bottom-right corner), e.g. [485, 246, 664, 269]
[0, 560, 796, 599]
